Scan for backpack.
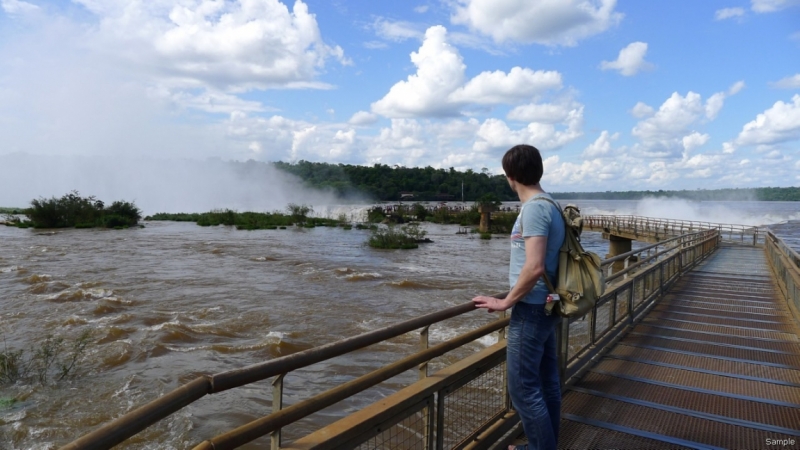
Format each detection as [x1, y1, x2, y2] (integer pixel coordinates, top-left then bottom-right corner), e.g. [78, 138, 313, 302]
[529, 197, 605, 318]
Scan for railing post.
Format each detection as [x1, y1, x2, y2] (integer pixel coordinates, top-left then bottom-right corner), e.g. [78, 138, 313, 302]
[419, 325, 430, 380]
[436, 388, 445, 450]
[271, 373, 286, 450]
[628, 280, 635, 324]
[419, 325, 431, 450]
[557, 317, 569, 387]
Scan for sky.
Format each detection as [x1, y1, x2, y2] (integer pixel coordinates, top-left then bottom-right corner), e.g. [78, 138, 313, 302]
[1, 0, 799, 195]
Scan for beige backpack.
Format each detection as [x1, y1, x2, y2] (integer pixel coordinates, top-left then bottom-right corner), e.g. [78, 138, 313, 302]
[530, 197, 605, 318]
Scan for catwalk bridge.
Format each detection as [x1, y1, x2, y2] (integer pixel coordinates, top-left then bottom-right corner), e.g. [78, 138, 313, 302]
[62, 216, 800, 450]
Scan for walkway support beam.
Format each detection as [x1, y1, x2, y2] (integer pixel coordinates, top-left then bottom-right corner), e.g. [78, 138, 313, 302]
[606, 234, 633, 273]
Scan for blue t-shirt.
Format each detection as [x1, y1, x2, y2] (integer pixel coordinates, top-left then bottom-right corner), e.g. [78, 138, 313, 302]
[509, 194, 565, 304]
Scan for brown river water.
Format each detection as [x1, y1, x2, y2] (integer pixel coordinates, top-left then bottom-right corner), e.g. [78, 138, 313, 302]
[2, 200, 799, 449]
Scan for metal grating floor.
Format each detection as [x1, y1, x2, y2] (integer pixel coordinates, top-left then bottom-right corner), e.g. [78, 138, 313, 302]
[560, 245, 800, 449]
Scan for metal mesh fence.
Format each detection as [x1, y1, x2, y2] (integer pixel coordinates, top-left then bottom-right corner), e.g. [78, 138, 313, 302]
[615, 287, 630, 322]
[356, 406, 429, 450]
[568, 319, 589, 360]
[594, 300, 613, 339]
[440, 361, 506, 449]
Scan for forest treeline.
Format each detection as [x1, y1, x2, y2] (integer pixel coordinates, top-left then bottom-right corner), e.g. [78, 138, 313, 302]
[273, 161, 517, 201]
[273, 161, 800, 201]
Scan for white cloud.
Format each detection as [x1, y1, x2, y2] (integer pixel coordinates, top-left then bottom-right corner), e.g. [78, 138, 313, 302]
[371, 26, 564, 118]
[330, 129, 356, 158]
[348, 111, 378, 126]
[368, 119, 428, 165]
[681, 132, 710, 154]
[600, 42, 653, 76]
[731, 94, 800, 147]
[770, 74, 800, 89]
[473, 110, 583, 153]
[371, 26, 466, 118]
[151, 87, 267, 114]
[363, 40, 388, 49]
[508, 100, 581, 124]
[751, 0, 800, 12]
[723, 142, 736, 154]
[629, 84, 740, 158]
[715, 7, 745, 20]
[450, 0, 623, 46]
[542, 155, 625, 186]
[729, 80, 746, 95]
[74, 0, 348, 92]
[1, 0, 38, 14]
[373, 17, 424, 42]
[414, 5, 429, 13]
[705, 92, 726, 120]
[582, 131, 619, 158]
[631, 102, 655, 118]
[703, 81, 745, 120]
[632, 91, 706, 156]
[450, 67, 562, 105]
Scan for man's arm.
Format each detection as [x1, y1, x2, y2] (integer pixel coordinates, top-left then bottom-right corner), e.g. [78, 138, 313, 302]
[473, 236, 547, 312]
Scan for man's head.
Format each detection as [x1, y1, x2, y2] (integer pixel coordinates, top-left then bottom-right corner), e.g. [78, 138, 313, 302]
[502, 144, 543, 187]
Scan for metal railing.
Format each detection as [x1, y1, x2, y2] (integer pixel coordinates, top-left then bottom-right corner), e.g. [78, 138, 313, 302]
[584, 215, 765, 245]
[60, 220, 722, 450]
[765, 230, 800, 323]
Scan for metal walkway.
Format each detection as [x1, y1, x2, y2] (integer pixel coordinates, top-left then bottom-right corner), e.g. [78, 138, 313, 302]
[559, 245, 800, 449]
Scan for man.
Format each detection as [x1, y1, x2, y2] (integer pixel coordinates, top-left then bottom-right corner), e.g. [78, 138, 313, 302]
[473, 144, 565, 450]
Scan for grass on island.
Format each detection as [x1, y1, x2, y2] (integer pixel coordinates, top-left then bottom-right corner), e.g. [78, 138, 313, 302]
[3, 191, 141, 229]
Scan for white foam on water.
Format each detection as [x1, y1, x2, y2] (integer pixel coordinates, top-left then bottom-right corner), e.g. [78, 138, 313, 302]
[265, 331, 284, 342]
[0, 409, 26, 423]
[112, 376, 135, 398]
[164, 344, 210, 353]
[313, 205, 372, 223]
[344, 272, 383, 281]
[478, 334, 499, 347]
[147, 320, 182, 331]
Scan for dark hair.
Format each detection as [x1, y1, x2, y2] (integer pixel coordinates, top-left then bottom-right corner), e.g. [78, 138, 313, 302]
[502, 144, 543, 186]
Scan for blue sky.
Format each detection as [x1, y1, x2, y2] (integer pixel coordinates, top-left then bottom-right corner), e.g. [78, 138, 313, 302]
[1, 0, 799, 192]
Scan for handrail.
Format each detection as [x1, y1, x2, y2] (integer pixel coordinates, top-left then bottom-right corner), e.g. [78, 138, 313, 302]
[192, 317, 509, 450]
[584, 214, 765, 245]
[60, 301, 490, 450]
[61, 216, 727, 450]
[606, 230, 717, 283]
[765, 230, 800, 324]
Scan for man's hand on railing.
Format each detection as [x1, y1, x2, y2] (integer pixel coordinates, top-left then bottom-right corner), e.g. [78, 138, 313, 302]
[472, 295, 511, 313]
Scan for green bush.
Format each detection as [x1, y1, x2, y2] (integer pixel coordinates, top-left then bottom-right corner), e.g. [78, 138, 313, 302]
[25, 191, 140, 229]
[367, 206, 386, 223]
[480, 232, 492, 240]
[287, 204, 312, 224]
[367, 223, 429, 249]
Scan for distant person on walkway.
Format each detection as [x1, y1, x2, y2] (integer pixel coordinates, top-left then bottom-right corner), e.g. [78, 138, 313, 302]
[473, 144, 565, 450]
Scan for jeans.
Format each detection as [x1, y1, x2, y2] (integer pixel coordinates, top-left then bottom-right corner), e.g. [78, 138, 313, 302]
[507, 302, 562, 450]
